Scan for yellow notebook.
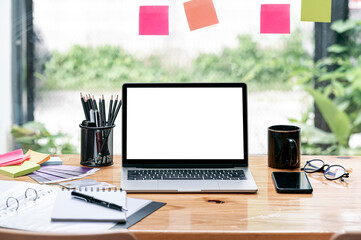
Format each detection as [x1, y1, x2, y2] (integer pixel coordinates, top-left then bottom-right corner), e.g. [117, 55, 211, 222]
[0, 161, 40, 178]
[26, 150, 50, 164]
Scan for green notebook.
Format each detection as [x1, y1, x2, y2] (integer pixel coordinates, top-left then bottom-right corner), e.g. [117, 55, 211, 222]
[0, 161, 40, 178]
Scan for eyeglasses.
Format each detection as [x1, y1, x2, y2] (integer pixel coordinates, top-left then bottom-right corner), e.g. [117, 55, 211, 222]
[301, 159, 350, 181]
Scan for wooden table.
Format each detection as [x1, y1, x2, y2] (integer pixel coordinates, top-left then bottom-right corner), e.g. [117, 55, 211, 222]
[1, 155, 361, 240]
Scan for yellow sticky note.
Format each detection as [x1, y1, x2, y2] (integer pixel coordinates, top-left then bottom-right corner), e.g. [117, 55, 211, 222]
[26, 150, 50, 164]
[0, 161, 40, 178]
[301, 0, 332, 23]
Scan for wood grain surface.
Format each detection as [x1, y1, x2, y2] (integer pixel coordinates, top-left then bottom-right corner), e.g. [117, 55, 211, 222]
[0, 155, 360, 240]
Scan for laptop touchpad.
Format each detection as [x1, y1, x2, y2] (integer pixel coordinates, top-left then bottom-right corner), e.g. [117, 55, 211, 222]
[124, 180, 157, 190]
[158, 180, 219, 191]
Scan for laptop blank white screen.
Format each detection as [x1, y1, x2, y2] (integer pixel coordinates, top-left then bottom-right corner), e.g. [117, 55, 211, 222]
[126, 87, 244, 159]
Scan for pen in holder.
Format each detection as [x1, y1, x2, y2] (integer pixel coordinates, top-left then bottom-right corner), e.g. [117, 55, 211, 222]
[79, 93, 121, 167]
[80, 123, 114, 167]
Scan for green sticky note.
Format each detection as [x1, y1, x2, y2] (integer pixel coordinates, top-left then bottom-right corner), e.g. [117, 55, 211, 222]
[0, 161, 40, 178]
[301, 0, 332, 23]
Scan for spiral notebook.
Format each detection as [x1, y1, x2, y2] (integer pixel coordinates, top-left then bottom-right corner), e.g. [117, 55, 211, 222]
[0, 180, 164, 232]
[51, 189, 127, 222]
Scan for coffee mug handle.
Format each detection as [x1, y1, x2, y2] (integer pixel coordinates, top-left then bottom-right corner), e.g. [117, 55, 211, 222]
[287, 138, 298, 166]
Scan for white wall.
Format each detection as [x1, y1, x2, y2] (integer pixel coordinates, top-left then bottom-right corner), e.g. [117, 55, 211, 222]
[0, 0, 13, 153]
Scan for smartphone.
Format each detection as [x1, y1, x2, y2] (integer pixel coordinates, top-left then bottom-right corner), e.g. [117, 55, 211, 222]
[272, 172, 313, 193]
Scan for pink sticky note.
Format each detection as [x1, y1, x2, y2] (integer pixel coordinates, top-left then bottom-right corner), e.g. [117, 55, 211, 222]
[0, 157, 26, 167]
[139, 6, 169, 36]
[0, 149, 24, 164]
[260, 4, 290, 34]
[0, 154, 30, 167]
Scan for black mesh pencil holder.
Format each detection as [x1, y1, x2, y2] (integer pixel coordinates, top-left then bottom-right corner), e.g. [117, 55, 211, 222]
[80, 124, 114, 167]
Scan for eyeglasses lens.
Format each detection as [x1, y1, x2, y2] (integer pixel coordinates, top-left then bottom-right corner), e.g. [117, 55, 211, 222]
[324, 166, 345, 180]
[304, 160, 324, 172]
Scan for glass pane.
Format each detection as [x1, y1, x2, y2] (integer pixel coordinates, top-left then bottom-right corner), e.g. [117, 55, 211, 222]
[32, 0, 314, 155]
[304, 160, 324, 172]
[324, 166, 345, 180]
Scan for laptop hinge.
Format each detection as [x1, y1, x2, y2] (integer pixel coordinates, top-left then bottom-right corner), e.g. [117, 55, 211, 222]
[124, 164, 247, 168]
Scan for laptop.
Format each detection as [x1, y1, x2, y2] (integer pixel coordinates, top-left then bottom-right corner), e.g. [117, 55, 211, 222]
[120, 82, 258, 193]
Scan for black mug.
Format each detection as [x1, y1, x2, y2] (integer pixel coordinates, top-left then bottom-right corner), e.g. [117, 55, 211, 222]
[268, 125, 300, 169]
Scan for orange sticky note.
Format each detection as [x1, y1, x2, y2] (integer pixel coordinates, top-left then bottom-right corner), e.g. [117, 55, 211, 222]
[26, 150, 50, 164]
[183, 0, 219, 31]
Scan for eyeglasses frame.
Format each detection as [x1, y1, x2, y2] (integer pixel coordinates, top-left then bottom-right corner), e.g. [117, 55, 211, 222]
[301, 159, 350, 181]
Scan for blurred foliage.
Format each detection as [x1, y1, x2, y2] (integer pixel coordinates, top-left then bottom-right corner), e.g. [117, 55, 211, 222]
[11, 122, 77, 154]
[37, 31, 311, 91]
[193, 31, 311, 91]
[291, 19, 361, 155]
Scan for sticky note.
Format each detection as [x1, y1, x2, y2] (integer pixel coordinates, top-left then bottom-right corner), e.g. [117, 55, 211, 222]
[26, 149, 50, 164]
[0, 149, 29, 167]
[0, 149, 23, 164]
[301, 0, 332, 23]
[183, 0, 219, 31]
[260, 4, 290, 34]
[41, 157, 63, 166]
[139, 6, 169, 36]
[0, 157, 27, 167]
[0, 161, 40, 178]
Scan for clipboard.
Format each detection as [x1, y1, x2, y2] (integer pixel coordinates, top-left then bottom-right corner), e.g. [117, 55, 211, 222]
[113, 201, 166, 229]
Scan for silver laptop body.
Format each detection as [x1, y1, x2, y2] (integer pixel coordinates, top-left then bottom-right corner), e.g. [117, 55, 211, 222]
[120, 83, 258, 193]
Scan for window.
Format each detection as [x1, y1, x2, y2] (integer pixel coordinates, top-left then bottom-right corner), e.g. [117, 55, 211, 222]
[12, 0, 359, 155]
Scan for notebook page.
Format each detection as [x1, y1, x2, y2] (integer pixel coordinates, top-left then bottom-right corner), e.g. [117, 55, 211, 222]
[51, 190, 127, 222]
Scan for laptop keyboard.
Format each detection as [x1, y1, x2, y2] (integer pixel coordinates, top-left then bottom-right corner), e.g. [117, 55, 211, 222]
[127, 169, 246, 180]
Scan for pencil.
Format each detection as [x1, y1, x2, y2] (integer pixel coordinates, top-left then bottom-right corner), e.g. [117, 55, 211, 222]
[102, 95, 106, 127]
[87, 95, 92, 110]
[111, 95, 118, 125]
[98, 100, 122, 156]
[87, 95, 93, 109]
[98, 98, 103, 127]
[107, 95, 113, 126]
[90, 95, 95, 110]
[80, 93, 89, 120]
[93, 96, 98, 111]
[95, 110, 102, 153]
[95, 110, 100, 127]
[111, 100, 122, 126]
[84, 97, 90, 119]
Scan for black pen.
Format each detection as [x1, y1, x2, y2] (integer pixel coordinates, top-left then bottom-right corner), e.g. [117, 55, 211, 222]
[71, 191, 127, 212]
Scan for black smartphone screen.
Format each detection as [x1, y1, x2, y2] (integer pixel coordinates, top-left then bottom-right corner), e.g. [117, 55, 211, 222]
[272, 172, 313, 193]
